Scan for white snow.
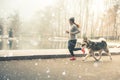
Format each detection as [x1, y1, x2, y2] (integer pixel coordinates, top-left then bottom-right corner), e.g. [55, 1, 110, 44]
[3, 55, 7, 57]
[46, 69, 50, 73]
[73, 64, 75, 66]
[79, 65, 81, 67]
[7, 78, 10, 80]
[47, 75, 50, 78]
[85, 68, 88, 72]
[8, 52, 13, 56]
[37, 73, 41, 76]
[7, 40, 9, 44]
[30, 40, 38, 46]
[65, 62, 68, 64]
[16, 40, 19, 43]
[93, 62, 98, 67]
[52, 13, 55, 17]
[78, 75, 82, 79]
[62, 71, 66, 76]
[35, 63, 38, 66]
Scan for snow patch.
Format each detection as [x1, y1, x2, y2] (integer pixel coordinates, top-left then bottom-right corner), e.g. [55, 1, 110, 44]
[8, 52, 13, 56]
[65, 62, 68, 64]
[93, 62, 98, 67]
[35, 63, 38, 66]
[47, 75, 50, 78]
[62, 71, 66, 76]
[78, 75, 82, 79]
[7, 78, 10, 80]
[46, 69, 50, 73]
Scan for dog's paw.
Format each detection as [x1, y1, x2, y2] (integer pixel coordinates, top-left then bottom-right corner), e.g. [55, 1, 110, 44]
[82, 59, 85, 62]
[110, 58, 112, 61]
[95, 59, 99, 62]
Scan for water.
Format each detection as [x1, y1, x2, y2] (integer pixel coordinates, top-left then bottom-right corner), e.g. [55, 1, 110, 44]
[0, 37, 69, 50]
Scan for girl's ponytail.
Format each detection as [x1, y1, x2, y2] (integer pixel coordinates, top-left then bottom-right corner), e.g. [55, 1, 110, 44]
[74, 23, 80, 28]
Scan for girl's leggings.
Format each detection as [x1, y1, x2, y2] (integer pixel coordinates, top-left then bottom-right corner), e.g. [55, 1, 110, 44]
[68, 39, 81, 56]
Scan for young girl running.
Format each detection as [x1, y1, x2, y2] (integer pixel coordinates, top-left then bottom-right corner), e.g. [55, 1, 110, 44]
[66, 17, 85, 60]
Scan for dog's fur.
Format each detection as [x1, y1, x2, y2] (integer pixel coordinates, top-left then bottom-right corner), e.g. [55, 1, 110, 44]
[82, 37, 112, 61]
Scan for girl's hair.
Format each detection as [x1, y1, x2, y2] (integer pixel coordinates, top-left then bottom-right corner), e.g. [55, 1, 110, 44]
[69, 17, 80, 28]
[69, 17, 75, 23]
[74, 23, 80, 28]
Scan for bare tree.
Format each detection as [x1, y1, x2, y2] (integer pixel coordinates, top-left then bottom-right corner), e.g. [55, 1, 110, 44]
[9, 11, 21, 37]
[0, 17, 3, 36]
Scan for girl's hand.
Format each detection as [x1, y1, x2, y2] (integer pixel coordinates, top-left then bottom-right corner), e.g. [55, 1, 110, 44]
[66, 30, 69, 34]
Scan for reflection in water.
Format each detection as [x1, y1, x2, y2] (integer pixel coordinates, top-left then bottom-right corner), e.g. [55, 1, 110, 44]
[9, 40, 13, 49]
[0, 37, 81, 50]
[0, 39, 3, 50]
[18, 37, 68, 49]
[0, 39, 17, 50]
[0, 38, 68, 50]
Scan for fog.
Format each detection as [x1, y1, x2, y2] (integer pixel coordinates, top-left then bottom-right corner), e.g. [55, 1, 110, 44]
[0, 0, 119, 49]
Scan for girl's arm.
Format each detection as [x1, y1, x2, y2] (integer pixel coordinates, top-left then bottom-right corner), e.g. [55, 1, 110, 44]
[70, 26, 80, 35]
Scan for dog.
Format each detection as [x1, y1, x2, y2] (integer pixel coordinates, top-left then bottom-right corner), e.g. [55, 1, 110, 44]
[82, 37, 112, 61]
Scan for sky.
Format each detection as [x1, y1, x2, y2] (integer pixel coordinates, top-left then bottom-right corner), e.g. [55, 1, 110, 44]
[0, 0, 56, 21]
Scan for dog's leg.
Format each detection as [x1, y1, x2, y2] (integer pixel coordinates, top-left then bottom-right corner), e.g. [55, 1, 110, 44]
[87, 50, 98, 61]
[92, 53, 98, 61]
[97, 50, 102, 61]
[82, 54, 90, 61]
[105, 47, 112, 60]
[90, 51, 98, 61]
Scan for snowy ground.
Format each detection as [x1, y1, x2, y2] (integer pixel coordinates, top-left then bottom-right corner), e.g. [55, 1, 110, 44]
[0, 48, 120, 57]
[0, 55, 120, 80]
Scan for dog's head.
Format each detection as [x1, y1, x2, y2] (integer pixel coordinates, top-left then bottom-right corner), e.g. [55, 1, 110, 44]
[82, 37, 93, 49]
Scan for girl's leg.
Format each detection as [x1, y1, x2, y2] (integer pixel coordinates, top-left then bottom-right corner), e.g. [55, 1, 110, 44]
[72, 40, 85, 53]
[74, 48, 81, 51]
[68, 40, 76, 60]
[74, 48, 85, 54]
[69, 49, 74, 56]
[68, 40, 75, 56]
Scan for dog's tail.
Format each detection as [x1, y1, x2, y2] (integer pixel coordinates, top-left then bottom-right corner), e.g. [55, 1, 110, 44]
[99, 38, 107, 47]
[99, 38, 106, 42]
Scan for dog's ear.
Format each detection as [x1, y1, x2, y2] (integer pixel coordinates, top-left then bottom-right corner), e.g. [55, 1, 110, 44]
[82, 44, 86, 47]
[83, 37, 88, 41]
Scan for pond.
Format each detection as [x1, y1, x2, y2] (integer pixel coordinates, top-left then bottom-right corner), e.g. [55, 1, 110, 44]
[0, 37, 81, 50]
